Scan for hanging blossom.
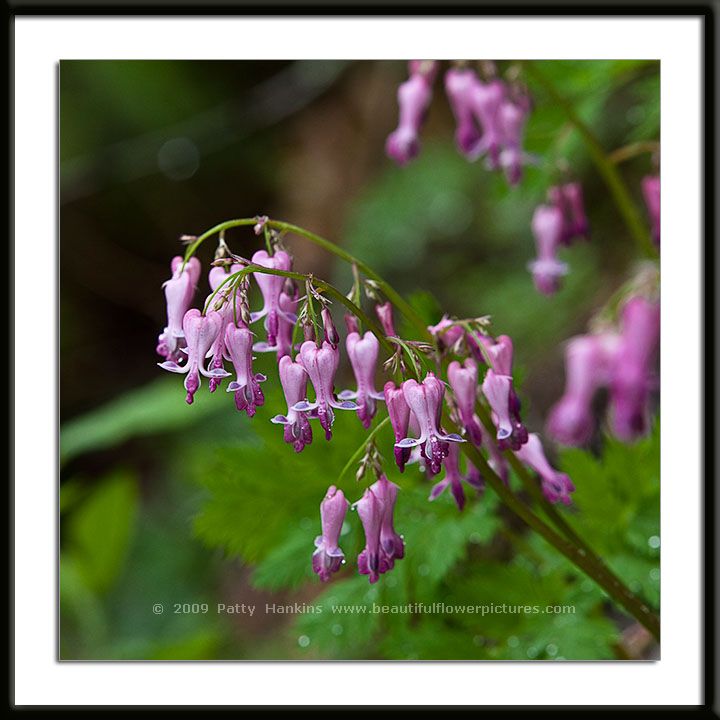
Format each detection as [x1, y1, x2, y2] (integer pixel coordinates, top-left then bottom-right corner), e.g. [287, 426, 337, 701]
[514, 433, 575, 505]
[384, 381, 411, 472]
[375, 301, 396, 337]
[312, 486, 349, 582]
[385, 60, 437, 166]
[156, 256, 201, 362]
[428, 315, 464, 352]
[254, 281, 299, 359]
[205, 264, 243, 392]
[642, 175, 660, 247]
[224, 321, 266, 417]
[249, 249, 295, 348]
[271, 355, 313, 452]
[482, 369, 528, 451]
[549, 182, 590, 245]
[609, 296, 660, 442]
[354, 475, 405, 584]
[158, 309, 230, 404]
[429, 442, 483, 511]
[548, 294, 659, 445]
[528, 203, 568, 296]
[396, 373, 465, 475]
[293, 340, 357, 440]
[447, 357, 484, 445]
[339, 331, 385, 429]
[497, 91, 532, 186]
[547, 333, 620, 446]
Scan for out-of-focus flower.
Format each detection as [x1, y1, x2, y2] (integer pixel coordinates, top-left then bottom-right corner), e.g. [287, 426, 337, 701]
[498, 96, 531, 186]
[271, 355, 313, 452]
[549, 182, 590, 245]
[249, 249, 294, 348]
[294, 340, 357, 440]
[428, 315, 464, 351]
[385, 62, 436, 166]
[547, 333, 620, 446]
[156, 256, 201, 362]
[312, 486, 348, 582]
[444, 67, 483, 157]
[375, 302, 396, 337]
[609, 296, 660, 441]
[429, 442, 483, 511]
[468, 77, 506, 167]
[224, 322, 266, 417]
[384, 381, 412, 472]
[514, 433, 575, 505]
[528, 204, 568, 295]
[397, 373, 465, 474]
[642, 175, 660, 247]
[448, 357, 483, 445]
[340, 332, 385, 429]
[158, 309, 230, 404]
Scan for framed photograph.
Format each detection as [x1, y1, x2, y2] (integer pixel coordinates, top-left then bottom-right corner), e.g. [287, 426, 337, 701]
[11, 2, 714, 711]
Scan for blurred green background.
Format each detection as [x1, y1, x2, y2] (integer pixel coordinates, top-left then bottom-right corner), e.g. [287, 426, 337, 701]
[60, 60, 659, 660]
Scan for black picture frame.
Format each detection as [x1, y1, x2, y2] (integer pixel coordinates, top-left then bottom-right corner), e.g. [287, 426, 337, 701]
[7, 0, 717, 712]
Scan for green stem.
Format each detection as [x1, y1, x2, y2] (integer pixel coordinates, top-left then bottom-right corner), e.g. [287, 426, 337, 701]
[448, 417, 659, 641]
[336, 416, 391, 484]
[523, 61, 658, 260]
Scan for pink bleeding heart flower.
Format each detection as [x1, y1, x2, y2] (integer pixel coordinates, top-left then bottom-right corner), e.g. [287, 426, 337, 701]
[294, 340, 357, 440]
[642, 175, 660, 247]
[497, 95, 532, 186]
[321, 307, 340, 348]
[444, 67, 483, 157]
[312, 485, 349, 582]
[339, 331, 385, 429]
[385, 64, 434, 166]
[429, 442, 483, 511]
[158, 308, 230, 404]
[447, 358, 483, 445]
[384, 381, 412, 472]
[609, 296, 660, 442]
[156, 256, 201, 362]
[397, 373, 465, 475]
[514, 433, 575, 505]
[528, 204, 568, 295]
[205, 264, 243, 392]
[224, 322, 266, 417]
[254, 284, 298, 359]
[370, 474, 405, 569]
[474, 333, 514, 375]
[549, 182, 590, 245]
[375, 302, 396, 337]
[271, 355, 313, 452]
[249, 250, 294, 348]
[547, 333, 620, 446]
[468, 77, 506, 167]
[481, 368, 528, 451]
[428, 315, 464, 351]
[354, 487, 388, 584]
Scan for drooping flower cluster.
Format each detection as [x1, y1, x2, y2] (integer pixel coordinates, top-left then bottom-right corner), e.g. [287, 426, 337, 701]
[528, 182, 590, 296]
[386, 61, 533, 186]
[312, 476, 405, 584]
[157, 226, 581, 586]
[548, 294, 660, 445]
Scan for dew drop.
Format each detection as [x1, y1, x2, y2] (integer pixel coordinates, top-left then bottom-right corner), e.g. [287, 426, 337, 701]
[297, 635, 310, 648]
[648, 535, 660, 549]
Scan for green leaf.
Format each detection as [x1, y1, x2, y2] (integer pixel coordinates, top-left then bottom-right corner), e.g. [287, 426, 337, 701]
[60, 377, 234, 464]
[64, 469, 139, 593]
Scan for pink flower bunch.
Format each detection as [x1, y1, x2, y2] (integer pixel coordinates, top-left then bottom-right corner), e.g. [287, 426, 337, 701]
[548, 295, 660, 445]
[386, 61, 533, 186]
